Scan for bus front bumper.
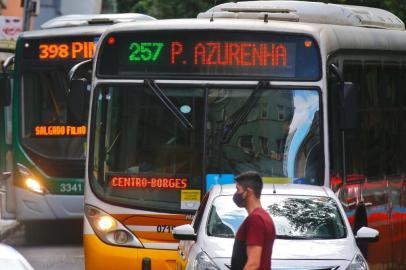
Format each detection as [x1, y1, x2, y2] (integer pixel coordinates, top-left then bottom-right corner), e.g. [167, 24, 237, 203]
[15, 187, 83, 220]
[84, 234, 178, 270]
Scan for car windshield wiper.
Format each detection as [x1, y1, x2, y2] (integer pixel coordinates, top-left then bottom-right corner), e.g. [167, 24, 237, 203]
[221, 81, 269, 143]
[213, 234, 234, 238]
[145, 79, 193, 130]
[276, 235, 310, 240]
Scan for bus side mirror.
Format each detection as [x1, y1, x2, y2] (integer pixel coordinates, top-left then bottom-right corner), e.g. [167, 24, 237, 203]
[0, 75, 11, 107]
[328, 64, 359, 130]
[68, 78, 88, 124]
[1, 55, 15, 108]
[0, 172, 11, 182]
[68, 59, 93, 124]
[340, 82, 359, 130]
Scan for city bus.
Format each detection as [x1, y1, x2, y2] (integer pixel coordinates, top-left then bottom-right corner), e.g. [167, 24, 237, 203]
[0, 13, 155, 241]
[77, 1, 406, 269]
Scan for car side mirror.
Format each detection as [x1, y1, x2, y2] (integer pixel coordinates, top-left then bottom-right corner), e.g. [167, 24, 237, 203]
[355, 227, 379, 243]
[173, 224, 197, 241]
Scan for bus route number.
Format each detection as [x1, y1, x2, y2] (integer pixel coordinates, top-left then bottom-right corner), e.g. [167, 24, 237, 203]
[129, 42, 164, 62]
[60, 183, 83, 193]
[157, 225, 175, 233]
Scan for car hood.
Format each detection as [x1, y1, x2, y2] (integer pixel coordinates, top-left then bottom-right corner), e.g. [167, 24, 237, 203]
[202, 237, 356, 261]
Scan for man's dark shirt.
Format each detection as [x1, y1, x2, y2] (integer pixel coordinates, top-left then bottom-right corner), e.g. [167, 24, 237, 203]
[231, 207, 276, 270]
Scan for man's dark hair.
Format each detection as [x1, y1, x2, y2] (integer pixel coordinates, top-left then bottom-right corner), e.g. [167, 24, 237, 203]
[234, 171, 263, 198]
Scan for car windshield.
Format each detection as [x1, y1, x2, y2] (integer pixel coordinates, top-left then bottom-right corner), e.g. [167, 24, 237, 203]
[206, 195, 347, 239]
[90, 84, 322, 212]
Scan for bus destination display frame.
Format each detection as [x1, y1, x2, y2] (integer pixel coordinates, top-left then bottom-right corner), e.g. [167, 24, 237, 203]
[97, 30, 321, 81]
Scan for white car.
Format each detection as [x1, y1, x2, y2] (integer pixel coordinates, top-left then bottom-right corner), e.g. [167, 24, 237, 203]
[173, 184, 379, 270]
[0, 244, 34, 270]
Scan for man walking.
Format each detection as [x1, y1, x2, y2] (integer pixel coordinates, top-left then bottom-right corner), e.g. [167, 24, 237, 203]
[231, 171, 276, 270]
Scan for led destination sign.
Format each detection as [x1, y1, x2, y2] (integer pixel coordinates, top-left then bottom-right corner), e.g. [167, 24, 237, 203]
[23, 36, 98, 61]
[109, 176, 188, 190]
[34, 125, 87, 136]
[98, 31, 320, 80]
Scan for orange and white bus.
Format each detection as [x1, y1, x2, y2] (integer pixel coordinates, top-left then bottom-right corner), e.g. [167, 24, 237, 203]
[76, 1, 406, 269]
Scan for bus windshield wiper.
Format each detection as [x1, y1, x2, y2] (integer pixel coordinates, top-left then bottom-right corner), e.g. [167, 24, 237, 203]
[221, 81, 269, 143]
[145, 79, 193, 130]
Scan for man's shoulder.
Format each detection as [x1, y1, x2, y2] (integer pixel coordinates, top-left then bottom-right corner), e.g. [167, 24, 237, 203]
[248, 208, 270, 220]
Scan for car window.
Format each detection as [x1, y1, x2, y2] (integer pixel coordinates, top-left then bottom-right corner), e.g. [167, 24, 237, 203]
[206, 195, 347, 239]
[193, 192, 210, 232]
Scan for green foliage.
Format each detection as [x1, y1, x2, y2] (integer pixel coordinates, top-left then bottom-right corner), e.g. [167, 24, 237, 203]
[116, 0, 406, 23]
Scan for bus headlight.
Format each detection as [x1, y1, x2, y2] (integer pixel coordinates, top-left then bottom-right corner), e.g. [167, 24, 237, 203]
[25, 177, 47, 194]
[17, 164, 48, 195]
[85, 204, 143, 247]
[96, 215, 116, 232]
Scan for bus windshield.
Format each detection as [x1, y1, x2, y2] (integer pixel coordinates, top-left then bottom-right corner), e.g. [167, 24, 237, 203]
[90, 83, 322, 211]
[21, 63, 88, 160]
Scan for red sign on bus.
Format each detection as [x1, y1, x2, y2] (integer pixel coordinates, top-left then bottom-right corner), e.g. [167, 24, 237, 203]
[109, 176, 188, 190]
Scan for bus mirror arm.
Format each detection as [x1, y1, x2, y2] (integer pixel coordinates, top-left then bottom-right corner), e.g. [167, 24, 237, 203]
[69, 59, 92, 82]
[2, 55, 14, 74]
[328, 64, 343, 84]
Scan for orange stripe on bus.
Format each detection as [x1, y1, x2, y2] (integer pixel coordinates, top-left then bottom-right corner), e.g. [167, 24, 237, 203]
[135, 232, 179, 243]
[112, 214, 190, 223]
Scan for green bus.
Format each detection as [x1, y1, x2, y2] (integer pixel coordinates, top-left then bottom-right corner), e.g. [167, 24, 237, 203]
[0, 14, 154, 239]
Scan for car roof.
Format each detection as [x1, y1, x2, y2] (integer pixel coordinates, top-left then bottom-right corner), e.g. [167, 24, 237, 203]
[217, 183, 332, 197]
[0, 244, 34, 270]
[0, 244, 23, 259]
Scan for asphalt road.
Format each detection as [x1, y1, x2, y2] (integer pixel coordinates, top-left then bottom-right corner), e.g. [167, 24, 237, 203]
[2, 220, 84, 270]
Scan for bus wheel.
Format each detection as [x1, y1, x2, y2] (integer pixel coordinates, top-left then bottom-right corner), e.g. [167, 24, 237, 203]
[353, 203, 368, 258]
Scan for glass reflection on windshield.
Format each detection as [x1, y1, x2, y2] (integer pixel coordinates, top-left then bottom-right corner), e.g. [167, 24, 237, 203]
[206, 195, 346, 239]
[206, 89, 321, 185]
